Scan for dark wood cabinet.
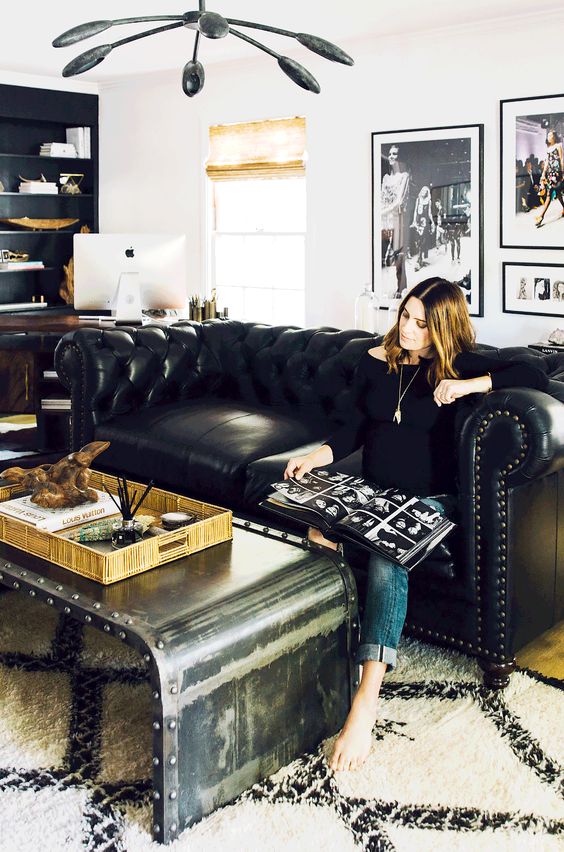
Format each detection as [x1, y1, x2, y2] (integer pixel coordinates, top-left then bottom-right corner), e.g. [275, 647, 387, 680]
[0, 350, 36, 413]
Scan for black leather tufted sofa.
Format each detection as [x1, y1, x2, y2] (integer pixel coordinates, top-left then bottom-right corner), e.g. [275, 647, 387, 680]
[55, 320, 564, 689]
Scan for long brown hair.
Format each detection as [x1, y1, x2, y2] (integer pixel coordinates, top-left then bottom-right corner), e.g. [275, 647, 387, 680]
[383, 278, 475, 386]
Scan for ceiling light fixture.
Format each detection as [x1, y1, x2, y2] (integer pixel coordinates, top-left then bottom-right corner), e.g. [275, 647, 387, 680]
[52, 3, 354, 98]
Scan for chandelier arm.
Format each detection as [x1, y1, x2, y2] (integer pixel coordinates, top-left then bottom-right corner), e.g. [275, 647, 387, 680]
[199, 1, 206, 11]
[226, 19, 295, 38]
[193, 30, 201, 60]
[228, 27, 279, 59]
[111, 21, 185, 49]
[110, 16, 186, 25]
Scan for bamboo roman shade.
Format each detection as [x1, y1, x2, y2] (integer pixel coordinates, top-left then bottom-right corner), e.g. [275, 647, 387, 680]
[206, 116, 306, 180]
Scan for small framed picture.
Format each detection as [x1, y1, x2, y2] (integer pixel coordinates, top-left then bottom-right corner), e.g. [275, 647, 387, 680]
[1, 249, 9, 261]
[501, 93, 564, 249]
[503, 261, 564, 317]
[372, 123, 484, 316]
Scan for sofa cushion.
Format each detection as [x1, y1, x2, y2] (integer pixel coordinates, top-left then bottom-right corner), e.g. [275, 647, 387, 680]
[95, 398, 329, 508]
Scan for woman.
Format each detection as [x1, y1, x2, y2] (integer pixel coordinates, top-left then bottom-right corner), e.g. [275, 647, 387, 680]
[410, 186, 435, 270]
[284, 278, 549, 773]
[535, 129, 564, 228]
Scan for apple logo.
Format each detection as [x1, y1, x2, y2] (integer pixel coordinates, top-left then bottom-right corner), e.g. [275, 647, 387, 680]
[125, 247, 135, 258]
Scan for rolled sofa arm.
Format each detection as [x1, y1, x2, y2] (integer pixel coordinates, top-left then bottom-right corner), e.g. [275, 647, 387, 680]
[457, 387, 564, 660]
[459, 386, 564, 489]
[55, 324, 211, 451]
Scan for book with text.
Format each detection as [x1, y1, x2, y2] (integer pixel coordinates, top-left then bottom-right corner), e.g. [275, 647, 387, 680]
[260, 470, 456, 571]
[0, 489, 118, 532]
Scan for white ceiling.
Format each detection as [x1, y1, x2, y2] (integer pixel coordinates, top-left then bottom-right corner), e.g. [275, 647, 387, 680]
[3, 1, 563, 83]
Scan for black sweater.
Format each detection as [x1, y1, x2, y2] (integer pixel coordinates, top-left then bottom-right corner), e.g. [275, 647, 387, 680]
[325, 350, 549, 497]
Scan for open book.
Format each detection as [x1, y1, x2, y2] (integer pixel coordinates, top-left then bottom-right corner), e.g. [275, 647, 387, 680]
[260, 470, 456, 571]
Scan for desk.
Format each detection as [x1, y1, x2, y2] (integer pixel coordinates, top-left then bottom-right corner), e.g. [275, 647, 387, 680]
[0, 312, 107, 448]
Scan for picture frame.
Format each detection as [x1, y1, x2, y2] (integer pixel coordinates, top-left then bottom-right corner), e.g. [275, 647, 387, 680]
[1, 250, 9, 262]
[500, 93, 564, 249]
[372, 124, 483, 317]
[502, 261, 564, 317]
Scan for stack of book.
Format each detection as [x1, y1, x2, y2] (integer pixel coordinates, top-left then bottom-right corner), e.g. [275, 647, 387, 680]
[528, 341, 564, 355]
[0, 489, 117, 533]
[40, 397, 71, 411]
[65, 127, 91, 159]
[18, 179, 58, 194]
[39, 142, 77, 158]
[0, 260, 44, 271]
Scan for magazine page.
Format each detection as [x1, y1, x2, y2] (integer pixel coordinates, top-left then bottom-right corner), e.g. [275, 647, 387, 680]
[271, 470, 376, 526]
[336, 492, 453, 566]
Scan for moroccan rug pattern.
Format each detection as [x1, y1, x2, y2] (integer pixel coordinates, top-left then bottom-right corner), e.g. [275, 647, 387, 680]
[0, 590, 562, 851]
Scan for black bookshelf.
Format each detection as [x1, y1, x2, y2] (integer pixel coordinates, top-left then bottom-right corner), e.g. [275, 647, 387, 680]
[0, 84, 99, 308]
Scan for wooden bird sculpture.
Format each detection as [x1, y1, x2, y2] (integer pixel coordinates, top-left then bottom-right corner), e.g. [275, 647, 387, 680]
[2, 441, 110, 508]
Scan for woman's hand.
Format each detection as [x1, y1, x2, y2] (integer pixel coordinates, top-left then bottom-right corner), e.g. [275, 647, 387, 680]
[434, 375, 492, 406]
[284, 455, 316, 480]
[433, 379, 472, 406]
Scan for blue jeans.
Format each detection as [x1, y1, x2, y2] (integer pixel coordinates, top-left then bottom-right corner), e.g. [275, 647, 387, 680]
[344, 496, 454, 671]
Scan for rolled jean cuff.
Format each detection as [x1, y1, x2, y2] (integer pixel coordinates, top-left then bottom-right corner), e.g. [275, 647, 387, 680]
[355, 642, 397, 671]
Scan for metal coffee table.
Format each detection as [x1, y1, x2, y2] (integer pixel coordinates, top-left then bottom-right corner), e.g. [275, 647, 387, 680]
[0, 520, 358, 844]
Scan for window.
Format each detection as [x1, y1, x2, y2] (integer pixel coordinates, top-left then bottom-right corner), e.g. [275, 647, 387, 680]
[207, 117, 306, 326]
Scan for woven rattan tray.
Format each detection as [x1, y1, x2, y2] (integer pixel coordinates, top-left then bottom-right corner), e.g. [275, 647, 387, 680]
[0, 471, 232, 584]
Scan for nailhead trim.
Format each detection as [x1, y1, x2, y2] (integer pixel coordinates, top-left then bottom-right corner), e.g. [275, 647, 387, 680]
[406, 410, 530, 662]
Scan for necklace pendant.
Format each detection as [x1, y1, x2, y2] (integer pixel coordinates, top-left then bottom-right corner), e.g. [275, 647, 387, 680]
[393, 407, 401, 425]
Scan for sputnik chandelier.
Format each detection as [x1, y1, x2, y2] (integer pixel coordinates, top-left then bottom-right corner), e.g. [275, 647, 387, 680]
[52, 3, 354, 97]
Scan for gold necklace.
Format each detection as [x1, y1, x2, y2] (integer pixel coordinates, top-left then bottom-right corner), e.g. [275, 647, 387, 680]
[393, 364, 420, 425]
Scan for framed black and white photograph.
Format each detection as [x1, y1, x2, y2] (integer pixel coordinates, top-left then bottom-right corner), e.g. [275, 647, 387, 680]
[503, 261, 564, 317]
[372, 124, 484, 317]
[501, 93, 564, 249]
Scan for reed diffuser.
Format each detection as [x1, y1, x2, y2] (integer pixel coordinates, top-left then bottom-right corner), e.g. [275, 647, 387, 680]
[105, 476, 154, 549]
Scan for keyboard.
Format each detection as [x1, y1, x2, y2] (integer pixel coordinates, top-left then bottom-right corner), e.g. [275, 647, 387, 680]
[0, 302, 49, 313]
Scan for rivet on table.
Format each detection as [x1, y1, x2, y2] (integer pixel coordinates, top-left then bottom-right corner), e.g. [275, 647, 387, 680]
[85, 615, 92, 623]
[104, 624, 111, 632]
[169, 755, 177, 765]
[55, 584, 62, 590]
[29, 590, 36, 597]
[119, 631, 126, 640]
[153, 756, 159, 766]
[169, 790, 177, 800]
[13, 581, 19, 589]
[93, 602, 101, 609]
[64, 607, 71, 614]
[170, 685, 178, 695]
[72, 594, 79, 600]
[168, 720, 176, 730]
[153, 691, 160, 700]
[47, 597, 53, 605]
[153, 721, 161, 731]
[156, 640, 164, 650]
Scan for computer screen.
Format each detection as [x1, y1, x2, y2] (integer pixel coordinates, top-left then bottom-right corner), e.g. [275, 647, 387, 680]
[73, 233, 188, 320]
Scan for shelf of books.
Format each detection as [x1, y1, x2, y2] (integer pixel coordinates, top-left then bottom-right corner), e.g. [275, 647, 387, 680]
[0, 83, 98, 311]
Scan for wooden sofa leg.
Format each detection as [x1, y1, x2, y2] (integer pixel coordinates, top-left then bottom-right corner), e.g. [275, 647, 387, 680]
[478, 658, 516, 690]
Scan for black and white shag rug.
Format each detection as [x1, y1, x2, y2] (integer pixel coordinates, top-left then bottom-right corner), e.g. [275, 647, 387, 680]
[0, 590, 562, 852]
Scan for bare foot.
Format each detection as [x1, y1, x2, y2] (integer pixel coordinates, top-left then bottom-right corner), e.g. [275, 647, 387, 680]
[307, 526, 338, 551]
[329, 691, 379, 772]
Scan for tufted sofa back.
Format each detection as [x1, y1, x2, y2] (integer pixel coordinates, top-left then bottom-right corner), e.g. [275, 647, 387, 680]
[55, 319, 564, 447]
[55, 320, 378, 430]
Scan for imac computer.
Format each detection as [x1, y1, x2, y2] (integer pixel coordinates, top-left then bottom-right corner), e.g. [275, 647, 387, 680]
[73, 233, 188, 323]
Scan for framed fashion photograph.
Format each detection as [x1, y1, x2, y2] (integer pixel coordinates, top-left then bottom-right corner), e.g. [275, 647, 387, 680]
[372, 124, 484, 317]
[502, 261, 564, 317]
[501, 93, 564, 249]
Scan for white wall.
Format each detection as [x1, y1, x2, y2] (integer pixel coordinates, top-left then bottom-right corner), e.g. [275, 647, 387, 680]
[98, 11, 564, 346]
